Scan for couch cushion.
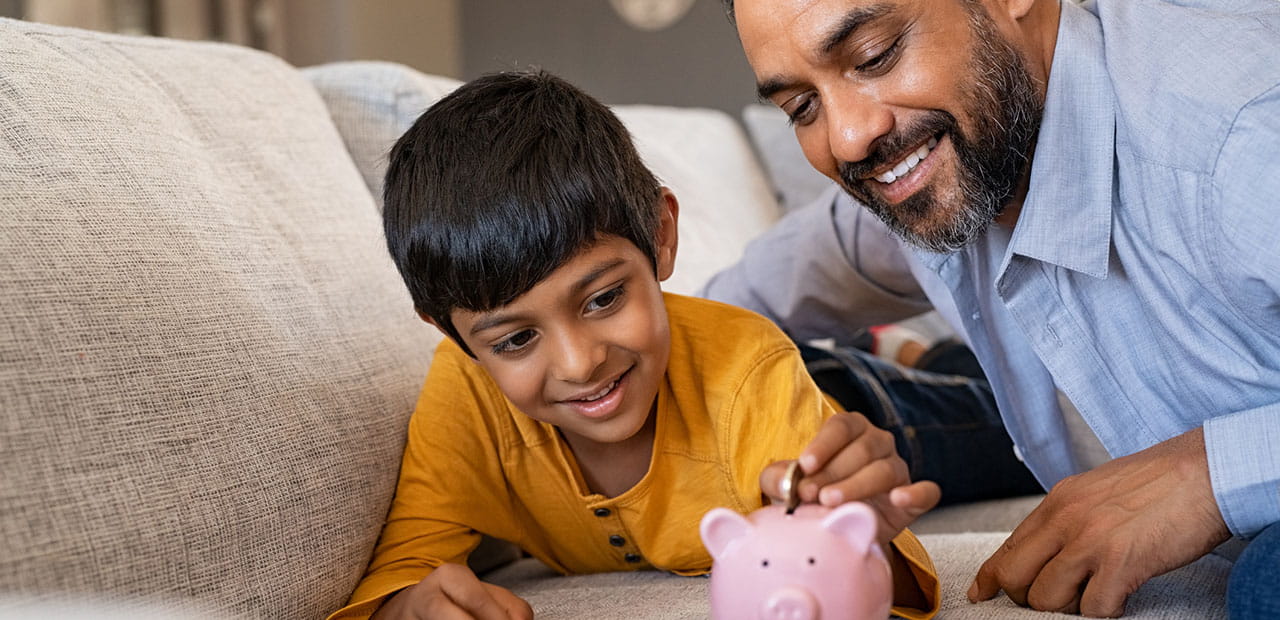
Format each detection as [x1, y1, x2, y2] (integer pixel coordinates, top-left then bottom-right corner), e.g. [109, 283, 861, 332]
[303, 62, 783, 297]
[0, 18, 436, 619]
[303, 61, 463, 214]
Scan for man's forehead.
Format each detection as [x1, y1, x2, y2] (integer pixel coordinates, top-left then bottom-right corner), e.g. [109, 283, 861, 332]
[736, 0, 903, 89]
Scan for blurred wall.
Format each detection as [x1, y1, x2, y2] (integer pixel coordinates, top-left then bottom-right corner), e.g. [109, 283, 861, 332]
[281, 0, 459, 76]
[461, 0, 757, 115]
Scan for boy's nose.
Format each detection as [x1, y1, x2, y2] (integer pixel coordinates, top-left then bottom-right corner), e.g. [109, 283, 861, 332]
[551, 331, 607, 384]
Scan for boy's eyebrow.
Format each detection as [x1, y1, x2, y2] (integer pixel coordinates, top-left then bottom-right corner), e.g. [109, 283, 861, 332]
[466, 258, 628, 337]
[755, 3, 895, 101]
[469, 312, 524, 337]
[571, 258, 626, 294]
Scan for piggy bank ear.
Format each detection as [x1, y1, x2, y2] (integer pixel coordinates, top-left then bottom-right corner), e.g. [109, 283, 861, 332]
[820, 502, 878, 554]
[700, 507, 752, 559]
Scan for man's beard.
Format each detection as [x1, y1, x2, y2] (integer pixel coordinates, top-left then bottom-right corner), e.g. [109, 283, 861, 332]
[838, 6, 1043, 254]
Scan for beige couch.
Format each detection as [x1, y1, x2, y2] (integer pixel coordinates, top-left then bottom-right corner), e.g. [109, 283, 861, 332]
[0, 18, 1231, 619]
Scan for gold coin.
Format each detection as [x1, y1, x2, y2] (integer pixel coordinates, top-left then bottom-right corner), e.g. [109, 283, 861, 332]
[781, 460, 803, 514]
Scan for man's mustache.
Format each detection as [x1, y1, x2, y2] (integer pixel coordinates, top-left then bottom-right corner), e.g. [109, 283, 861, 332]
[838, 111, 957, 187]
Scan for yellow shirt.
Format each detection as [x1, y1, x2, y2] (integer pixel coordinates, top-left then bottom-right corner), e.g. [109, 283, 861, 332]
[330, 294, 939, 619]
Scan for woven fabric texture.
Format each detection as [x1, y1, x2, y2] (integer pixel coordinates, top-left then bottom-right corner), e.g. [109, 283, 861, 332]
[302, 61, 462, 214]
[0, 18, 435, 619]
[483, 532, 1230, 619]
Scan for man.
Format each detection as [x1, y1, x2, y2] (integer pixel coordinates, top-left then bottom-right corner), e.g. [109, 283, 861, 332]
[708, 0, 1279, 617]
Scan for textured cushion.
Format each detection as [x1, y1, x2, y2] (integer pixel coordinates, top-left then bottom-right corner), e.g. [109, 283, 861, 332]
[0, 18, 435, 619]
[483, 533, 1230, 618]
[740, 103, 837, 211]
[303, 61, 463, 213]
[303, 62, 783, 297]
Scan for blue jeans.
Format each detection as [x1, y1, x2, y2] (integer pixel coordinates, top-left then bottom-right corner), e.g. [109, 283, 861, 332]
[1228, 522, 1280, 619]
[797, 342, 1042, 505]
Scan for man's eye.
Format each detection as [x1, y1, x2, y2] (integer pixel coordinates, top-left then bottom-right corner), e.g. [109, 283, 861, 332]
[492, 330, 535, 355]
[784, 94, 818, 126]
[857, 36, 902, 74]
[587, 286, 624, 312]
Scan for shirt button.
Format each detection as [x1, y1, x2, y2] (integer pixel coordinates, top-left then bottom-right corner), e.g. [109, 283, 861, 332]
[624, 553, 642, 563]
[971, 312, 981, 321]
[594, 508, 611, 517]
[609, 535, 626, 547]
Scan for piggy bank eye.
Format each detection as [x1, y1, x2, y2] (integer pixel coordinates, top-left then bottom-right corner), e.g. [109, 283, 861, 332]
[761, 559, 770, 568]
[807, 557, 816, 565]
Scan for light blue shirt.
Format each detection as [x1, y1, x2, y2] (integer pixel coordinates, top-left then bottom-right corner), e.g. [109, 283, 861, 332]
[702, 0, 1280, 538]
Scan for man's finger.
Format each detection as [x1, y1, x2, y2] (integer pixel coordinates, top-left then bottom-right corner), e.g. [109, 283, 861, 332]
[1026, 549, 1092, 613]
[969, 530, 1061, 605]
[1080, 564, 1131, 618]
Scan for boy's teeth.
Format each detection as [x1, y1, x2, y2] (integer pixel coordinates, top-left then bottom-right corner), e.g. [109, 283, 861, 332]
[580, 380, 617, 402]
[876, 136, 940, 185]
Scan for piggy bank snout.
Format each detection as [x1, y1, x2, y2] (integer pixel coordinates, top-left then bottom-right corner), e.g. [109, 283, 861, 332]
[761, 586, 818, 620]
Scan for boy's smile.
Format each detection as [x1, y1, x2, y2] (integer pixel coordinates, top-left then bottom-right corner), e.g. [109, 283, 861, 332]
[443, 193, 679, 460]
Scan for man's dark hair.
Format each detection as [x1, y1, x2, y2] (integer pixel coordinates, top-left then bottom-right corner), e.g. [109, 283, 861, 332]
[382, 69, 662, 356]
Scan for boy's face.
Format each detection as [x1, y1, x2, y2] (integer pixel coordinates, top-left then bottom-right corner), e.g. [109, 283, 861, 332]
[443, 191, 679, 452]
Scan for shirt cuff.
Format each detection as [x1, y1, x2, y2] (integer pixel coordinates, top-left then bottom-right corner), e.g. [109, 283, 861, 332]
[1203, 404, 1280, 538]
[889, 528, 940, 620]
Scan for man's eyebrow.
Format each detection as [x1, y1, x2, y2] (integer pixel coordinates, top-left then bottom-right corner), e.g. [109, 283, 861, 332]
[755, 3, 895, 101]
[821, 4, 893, 55]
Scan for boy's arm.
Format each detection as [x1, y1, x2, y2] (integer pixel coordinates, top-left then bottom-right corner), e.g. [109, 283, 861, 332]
[722, 342, 940, 618]
[328, 343, 520, 620]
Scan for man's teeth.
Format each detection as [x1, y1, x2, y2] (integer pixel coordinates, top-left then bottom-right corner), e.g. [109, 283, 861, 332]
[875, 136, 940, 185]
[579, 380, 618, 402]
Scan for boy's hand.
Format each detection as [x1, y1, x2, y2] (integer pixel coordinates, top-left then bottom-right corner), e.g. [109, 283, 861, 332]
[760, 411, 941, 549]
[371, 563, 533, 620]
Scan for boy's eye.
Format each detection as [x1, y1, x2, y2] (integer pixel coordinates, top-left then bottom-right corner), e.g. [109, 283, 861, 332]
[492, 329, 536, 355]
[586, 285, 624, 312]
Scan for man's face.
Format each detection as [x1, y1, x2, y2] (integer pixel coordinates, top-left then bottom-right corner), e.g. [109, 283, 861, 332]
[736, 0, 1043, 252]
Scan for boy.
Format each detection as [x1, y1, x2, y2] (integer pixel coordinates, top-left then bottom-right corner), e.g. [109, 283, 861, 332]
[329, 70, 941, 620]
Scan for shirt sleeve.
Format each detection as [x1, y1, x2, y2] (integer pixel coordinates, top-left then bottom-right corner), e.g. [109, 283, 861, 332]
[1205, 82, 1280, 539]
[721, 339, 939, 617]
[697, 187, 933, 345]
[326, 344, 519, 620]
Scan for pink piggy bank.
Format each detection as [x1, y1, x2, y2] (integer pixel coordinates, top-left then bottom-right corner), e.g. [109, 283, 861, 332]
[700, 502, 892, 620]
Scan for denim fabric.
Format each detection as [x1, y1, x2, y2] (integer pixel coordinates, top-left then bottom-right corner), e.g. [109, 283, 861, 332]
[797, 342, 1042, 506]
[1228, 523, 1280, 619]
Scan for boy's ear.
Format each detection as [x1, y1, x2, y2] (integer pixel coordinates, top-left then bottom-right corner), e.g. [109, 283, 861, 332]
[655, 187, 679, 282]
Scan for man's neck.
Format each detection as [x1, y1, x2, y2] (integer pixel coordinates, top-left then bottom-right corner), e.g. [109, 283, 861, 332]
[1001, 0, 1062, 229]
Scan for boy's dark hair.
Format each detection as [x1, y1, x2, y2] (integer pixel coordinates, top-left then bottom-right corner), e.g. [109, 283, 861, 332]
[383, 69, 662, 356]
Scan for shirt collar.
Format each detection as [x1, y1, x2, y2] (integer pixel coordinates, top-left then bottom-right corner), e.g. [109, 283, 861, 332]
[1008, 0, 1116, 279]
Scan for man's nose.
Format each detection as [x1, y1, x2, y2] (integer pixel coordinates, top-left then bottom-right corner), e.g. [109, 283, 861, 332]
[823, 90, 894, 169]
[551, 329, 606, 384]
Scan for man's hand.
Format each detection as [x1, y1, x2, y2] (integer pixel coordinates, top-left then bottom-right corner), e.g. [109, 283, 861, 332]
[760, 411, 941, 550]
[968, 427, 1231, 617]
[372, 563, 533, 620]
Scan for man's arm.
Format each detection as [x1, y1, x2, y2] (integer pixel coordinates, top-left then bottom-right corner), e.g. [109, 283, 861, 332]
[698, 186, 932, 344]
[970, 80, 1280, 618]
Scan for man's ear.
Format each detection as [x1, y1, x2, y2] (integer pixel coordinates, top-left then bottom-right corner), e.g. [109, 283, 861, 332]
[654, 187, 679, 282]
